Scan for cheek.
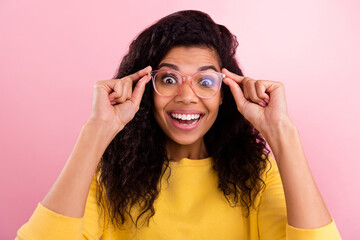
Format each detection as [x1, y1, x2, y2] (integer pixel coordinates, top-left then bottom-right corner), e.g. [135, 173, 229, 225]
[210, 93, 222, 113]
[153, 94, 168, 124]
[209, 106, 220, 120]
[206, 96, 222, 122]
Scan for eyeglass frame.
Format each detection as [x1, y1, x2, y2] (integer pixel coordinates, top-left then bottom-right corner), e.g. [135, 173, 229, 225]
[147, 69, 226, 99]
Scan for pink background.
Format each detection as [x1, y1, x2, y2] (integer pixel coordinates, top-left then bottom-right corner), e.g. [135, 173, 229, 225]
[1, 0, 359, 239]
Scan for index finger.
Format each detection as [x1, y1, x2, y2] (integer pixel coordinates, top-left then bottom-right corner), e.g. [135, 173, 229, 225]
[222, 68, 245, 83]
[127, 65, 152, 82]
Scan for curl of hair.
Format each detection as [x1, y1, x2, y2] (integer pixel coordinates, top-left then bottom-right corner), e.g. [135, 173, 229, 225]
[97, 10, 270, 229]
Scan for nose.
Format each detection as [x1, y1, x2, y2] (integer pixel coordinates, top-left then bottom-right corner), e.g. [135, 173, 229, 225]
[174, 79, 199, 104]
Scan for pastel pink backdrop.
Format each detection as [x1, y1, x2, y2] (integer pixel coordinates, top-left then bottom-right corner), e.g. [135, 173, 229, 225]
[0, 0, 359, 239]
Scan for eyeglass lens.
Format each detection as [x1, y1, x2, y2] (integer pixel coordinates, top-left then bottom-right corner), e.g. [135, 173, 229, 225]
[153, 70, 222, 98]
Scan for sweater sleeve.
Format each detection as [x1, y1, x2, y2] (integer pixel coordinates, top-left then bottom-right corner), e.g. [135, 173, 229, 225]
[257, 156, 342, 240]
[16, 176, 103, 240]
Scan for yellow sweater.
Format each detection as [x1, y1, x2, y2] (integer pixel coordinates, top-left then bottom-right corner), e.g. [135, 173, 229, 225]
[17, 157, 341, 240]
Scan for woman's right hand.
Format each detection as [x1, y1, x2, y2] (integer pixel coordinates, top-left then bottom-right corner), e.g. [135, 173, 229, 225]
[88, 66, 152, 134]
[37, 68, 153, 220]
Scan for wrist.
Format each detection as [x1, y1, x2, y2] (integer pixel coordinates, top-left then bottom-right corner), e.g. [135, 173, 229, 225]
[262, 118, 299, 157]
[83, 119, 121, 146]
[85, 118, 123, 135]
[73, 120, 119, 168]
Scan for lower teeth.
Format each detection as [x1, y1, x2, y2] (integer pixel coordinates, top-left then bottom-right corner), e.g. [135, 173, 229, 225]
[184, 119, 199, 125]
[173, 118, 199, 125]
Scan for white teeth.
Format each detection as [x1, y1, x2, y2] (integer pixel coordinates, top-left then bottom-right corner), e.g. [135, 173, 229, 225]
[170, 113, 201, 120]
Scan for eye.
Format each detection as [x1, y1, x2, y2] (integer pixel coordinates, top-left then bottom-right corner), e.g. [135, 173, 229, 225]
[198, 77, 215, 87]
[162, 75, 178, 84]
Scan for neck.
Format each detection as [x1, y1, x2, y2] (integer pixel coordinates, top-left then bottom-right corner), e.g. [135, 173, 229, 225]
[166, 137, 209, 162]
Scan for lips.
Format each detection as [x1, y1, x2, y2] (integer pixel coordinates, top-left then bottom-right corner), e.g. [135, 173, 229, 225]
[167, 110, 204, 129]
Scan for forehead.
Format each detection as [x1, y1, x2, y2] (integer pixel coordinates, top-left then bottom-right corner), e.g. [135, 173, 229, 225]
[158, 46, 221, 72]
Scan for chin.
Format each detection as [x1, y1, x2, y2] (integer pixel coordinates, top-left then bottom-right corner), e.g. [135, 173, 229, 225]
[166, 133, 203, 146]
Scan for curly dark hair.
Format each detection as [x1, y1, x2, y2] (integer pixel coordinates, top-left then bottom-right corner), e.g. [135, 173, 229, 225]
[97, 10, 270, 229]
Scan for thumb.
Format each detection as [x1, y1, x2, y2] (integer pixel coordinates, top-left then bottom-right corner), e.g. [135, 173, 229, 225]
[130, 74, 151, 107]
[223, 77, 248, 113]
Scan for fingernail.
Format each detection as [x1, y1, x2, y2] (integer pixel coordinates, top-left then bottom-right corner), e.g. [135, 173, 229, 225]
[264, 98, 269, 104]
[109, 97, 114, 101]
[259, 101, 266, 107]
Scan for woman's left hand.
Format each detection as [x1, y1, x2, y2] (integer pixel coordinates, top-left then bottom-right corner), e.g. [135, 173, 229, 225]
[222, 68, 292, 136]
[223, 69, 335, 229]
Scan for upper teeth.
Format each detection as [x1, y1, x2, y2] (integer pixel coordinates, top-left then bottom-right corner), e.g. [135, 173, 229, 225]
[171, 113, 201, 120]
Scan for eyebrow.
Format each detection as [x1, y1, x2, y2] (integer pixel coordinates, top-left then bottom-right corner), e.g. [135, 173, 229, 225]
[157, 63, 219, 72]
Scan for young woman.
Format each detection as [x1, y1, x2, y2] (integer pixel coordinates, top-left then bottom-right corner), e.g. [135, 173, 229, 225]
[17, 10, 341, 239]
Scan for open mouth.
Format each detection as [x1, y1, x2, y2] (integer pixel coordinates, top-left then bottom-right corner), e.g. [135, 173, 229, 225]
[169, 112, 203, 126]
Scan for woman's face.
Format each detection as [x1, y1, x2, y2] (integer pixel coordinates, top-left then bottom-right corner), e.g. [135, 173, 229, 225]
[153, 46, 223, 146]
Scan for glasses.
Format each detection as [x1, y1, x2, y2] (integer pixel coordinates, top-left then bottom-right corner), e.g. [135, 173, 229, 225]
[148, 69, 226, 98]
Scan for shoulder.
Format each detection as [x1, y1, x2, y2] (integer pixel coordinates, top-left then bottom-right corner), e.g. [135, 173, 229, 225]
[260, 154, 280, 184]
[255, 154, 285, 205]
[83, 172, 105, 239]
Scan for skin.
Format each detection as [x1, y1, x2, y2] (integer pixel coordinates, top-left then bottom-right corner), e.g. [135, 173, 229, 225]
[222, 66, 332, 229]
[152, 46, 223, 161]
[41, 46, 332, 230]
